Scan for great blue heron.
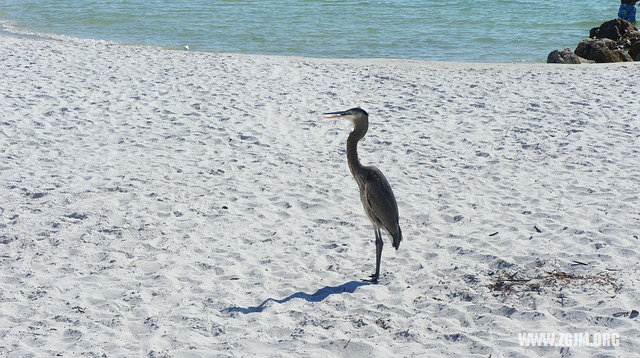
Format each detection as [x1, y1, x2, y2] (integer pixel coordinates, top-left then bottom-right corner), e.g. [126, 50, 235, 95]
[324, 107, 402, 283]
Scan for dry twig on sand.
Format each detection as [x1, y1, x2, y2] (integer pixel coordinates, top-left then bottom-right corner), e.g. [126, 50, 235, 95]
[487, 269, 620, 297]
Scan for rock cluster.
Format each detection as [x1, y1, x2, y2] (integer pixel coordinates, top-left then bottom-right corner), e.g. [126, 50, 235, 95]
[589, 18, 637, 41]
[548, 18, 640, 63]
[546, 48, 592, 64]
[574, 38, 632, 63]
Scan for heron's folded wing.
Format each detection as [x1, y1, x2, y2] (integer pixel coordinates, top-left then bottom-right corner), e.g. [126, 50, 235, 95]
[364, 170, 399, 233]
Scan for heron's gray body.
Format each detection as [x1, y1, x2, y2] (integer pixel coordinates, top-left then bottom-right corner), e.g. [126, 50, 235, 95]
[358, 166, 402, 248]
[327, 107, 402, 283]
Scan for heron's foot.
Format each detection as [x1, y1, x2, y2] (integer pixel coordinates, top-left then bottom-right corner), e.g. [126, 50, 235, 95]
[365, 273, 379, 284]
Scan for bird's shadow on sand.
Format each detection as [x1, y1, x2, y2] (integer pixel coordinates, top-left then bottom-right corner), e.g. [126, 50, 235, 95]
[223, 280, 370, 314]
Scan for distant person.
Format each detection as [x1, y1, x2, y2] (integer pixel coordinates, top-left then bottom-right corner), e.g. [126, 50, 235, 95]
[619, 0, 637, 22]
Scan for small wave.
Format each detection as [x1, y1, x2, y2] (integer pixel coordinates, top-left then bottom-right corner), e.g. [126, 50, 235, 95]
[474, 37, 499, 43]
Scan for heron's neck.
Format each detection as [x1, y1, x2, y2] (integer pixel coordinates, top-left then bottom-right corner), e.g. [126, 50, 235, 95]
[347, 122, 368, 183]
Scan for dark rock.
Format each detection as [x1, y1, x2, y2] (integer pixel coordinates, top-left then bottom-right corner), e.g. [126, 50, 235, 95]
[547, 48, 593, 64]
[629, 41, 640, 60]
[590, 18, 638, 41]
[617, 30, 640, 49]
[616, 50, 633, 62]
[575, 38, 633, 63]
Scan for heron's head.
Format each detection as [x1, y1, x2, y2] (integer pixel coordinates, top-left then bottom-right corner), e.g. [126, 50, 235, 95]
[323, 107, 368, 127]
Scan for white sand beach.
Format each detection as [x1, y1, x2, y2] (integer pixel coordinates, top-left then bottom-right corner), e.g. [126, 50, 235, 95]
[0, 30, 639, 357]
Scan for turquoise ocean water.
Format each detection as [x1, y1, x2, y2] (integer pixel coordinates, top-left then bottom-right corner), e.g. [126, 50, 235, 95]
[0, 1, 621, 62]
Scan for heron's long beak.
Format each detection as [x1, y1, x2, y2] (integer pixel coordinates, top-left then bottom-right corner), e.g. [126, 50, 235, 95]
[323, 111, 346, 118]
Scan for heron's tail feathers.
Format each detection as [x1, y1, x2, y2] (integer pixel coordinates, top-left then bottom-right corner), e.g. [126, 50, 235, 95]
[392, 226, 402, 250]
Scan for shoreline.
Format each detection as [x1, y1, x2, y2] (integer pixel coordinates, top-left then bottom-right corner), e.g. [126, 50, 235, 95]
[2, 21, 639, 69]
[0, 20, 588, 67]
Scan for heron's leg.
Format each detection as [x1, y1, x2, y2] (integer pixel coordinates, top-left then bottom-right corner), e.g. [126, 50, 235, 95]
[368, 228, 383, 284]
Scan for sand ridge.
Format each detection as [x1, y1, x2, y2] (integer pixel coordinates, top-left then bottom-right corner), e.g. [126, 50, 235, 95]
[0, 32, 639, 356]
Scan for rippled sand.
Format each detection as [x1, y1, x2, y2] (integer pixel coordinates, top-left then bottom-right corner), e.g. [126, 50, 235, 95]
[0, 31, 639, 356]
